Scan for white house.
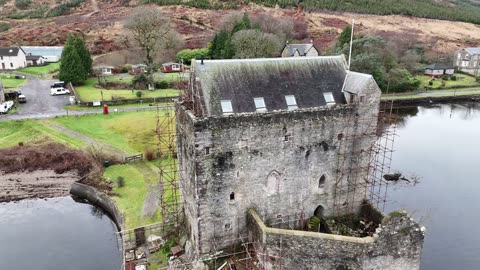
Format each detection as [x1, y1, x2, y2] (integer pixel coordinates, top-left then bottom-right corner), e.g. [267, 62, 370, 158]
[454, 47, 480, 76]
[281, 41, 319, 57]
[93, 65, 114, 76]
[26, 54, 45, 66]
[0, 47, 27, 70]
[424, 63, 455, 77]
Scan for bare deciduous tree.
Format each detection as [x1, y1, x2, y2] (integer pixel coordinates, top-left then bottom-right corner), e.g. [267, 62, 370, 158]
[124, 8, 181, 74]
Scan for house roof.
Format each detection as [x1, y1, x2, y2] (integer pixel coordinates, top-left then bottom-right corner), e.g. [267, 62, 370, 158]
[424, 63, 454, 70]
[465, 47, 480, 55]
[94, 65, 114, 69]
[283, 44, 316, 56]
[192, 55, 378, 117]
[26, 55, 43, 61]
[0, 47, 24, 57]
[132, 64, 147, 68]
[163, 62, 181, 66]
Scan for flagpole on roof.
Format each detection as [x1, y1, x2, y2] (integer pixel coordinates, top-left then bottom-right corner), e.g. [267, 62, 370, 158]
[348, 19, 355, 70]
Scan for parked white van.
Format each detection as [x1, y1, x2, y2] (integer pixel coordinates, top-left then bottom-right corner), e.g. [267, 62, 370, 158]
[50, 81, 70, 96]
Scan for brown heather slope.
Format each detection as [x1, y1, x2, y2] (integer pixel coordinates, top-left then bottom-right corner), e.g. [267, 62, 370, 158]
[0, 2, 478, 59]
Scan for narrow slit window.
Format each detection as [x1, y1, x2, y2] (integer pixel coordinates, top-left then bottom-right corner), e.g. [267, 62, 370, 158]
[285, 95, 298, 110]
[221, 100, 233, 115]
[230, 192, 235, 200]
[323, 92, 335, 105]
[254, 97, 267, 112]
[205, 147, 210, 155]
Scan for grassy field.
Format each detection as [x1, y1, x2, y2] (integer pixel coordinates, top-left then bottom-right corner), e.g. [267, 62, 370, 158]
[1, 74, 27, 89]
[103, 162, 162, 229]
[0, 120, 84, 148]
[17, 62, 60, 77]
[416, 74, 480, 89]
[75, 79, 179, 102]
[53, 110, 175, 154]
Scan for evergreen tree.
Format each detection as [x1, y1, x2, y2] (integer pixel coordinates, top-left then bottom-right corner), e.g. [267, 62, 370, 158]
[72, 35, 93, 75]
[337, 25, 352, 49]
[231, 13, 251, 34]
[59, 35, 87, 85]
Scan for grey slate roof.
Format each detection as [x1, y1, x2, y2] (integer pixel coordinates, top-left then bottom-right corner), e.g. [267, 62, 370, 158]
[465, 48, 480, 55]
[284, 44, 316, 56]
[424, 63, 454, 70]
[193, 55, 374, 117]
[26, 55, 42, 61]
[0, 47, 23, 57]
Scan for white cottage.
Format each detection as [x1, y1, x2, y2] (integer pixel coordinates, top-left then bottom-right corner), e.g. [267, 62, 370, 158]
[0, 47, 27, 70]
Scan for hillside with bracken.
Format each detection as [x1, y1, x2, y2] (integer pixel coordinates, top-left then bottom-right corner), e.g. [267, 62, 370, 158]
[0, 0, 478, 61]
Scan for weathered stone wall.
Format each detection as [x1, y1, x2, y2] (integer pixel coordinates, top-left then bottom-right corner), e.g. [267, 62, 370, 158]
[247, 209, 424, 270]
[177, 97, 380, 255]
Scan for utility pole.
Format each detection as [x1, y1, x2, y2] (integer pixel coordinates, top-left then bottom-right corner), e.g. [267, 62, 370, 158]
[348, 19, 355, 70]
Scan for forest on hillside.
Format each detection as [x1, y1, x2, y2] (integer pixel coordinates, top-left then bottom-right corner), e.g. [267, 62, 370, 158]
[144, 0, 480, 25]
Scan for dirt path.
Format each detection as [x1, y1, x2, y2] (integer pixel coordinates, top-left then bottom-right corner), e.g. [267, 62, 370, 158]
[47, 122, 130, 159]
[137, 162, 163, 218]
[0, 170, 79, 202]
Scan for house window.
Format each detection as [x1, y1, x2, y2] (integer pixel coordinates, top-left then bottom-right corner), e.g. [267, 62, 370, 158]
[221, 100, 233, 115]
[10, 63, 13, 68]
[0, 56, 2, 60]
[285, 95, 298, 110]
[230, 192, 235, 200]
[254, 97, 267, 112]
[323, 92, 335, 105]
[205, 147, 210, 155]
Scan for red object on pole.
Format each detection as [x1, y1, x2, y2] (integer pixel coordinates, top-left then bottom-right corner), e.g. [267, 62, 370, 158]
[103, 104, 109, 115]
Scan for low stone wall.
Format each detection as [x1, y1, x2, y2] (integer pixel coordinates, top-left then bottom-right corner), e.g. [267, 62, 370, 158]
[70, 182, 124, 231]
[247, 209, 424, 270]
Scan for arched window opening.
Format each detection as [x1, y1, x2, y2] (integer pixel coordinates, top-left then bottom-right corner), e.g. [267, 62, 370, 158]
[319, 174, 326, 188]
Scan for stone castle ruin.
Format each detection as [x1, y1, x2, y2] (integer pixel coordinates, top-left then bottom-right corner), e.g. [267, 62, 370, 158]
[175, 56, 424, 269]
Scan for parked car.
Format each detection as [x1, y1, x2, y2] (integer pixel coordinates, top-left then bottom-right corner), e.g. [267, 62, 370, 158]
[50, 88, 70, 96]
[0, 101, 14, 114]
[18, 94, 26, 103]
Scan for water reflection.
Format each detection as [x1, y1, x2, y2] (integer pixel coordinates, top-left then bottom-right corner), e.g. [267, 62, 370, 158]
[0, 197, 121, 270]
[385, 102, 480, 270]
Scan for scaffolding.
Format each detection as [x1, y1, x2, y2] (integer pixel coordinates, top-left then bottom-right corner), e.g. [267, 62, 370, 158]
[333, 97, 397, 216]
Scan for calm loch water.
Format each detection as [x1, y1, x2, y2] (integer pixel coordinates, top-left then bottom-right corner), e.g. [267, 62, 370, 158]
[0, 197, 122, 270]
[385, 103, 480, 270]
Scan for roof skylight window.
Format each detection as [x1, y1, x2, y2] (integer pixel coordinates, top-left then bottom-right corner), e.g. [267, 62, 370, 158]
[221, 100, 233, 115]
[285, 95, 298, 110]
[254, 97, 267, 112]
[323, 92, 335, 105]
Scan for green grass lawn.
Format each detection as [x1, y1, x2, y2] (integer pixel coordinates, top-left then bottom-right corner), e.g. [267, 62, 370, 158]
[53, 110, 171, 154]
[0, 120, 84, 148]
[17, 62, 60, 77]
[104, 162, 163, 229]
[1, 73, 27, 89]
[74, 78, 179, 102]
[416, 74, 480, 89]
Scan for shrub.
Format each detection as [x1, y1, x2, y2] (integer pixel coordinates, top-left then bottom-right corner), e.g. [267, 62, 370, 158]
[450, 75, 457, 81]
[121, 65, 130, 73]
[145, 150, 155, 161]
[0, 22, 10, 32]
[441, 76, 449, 81]
[15, 0, 31, 9]
[18, 142, 24, 147]
[117, 176, 125, 187]
[132, 73, 150, 89]
[428, 80, 433, 86]
[136, 90, 143, 98]
[155, 80, 169, 89]
[441, 80, 446, 88]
